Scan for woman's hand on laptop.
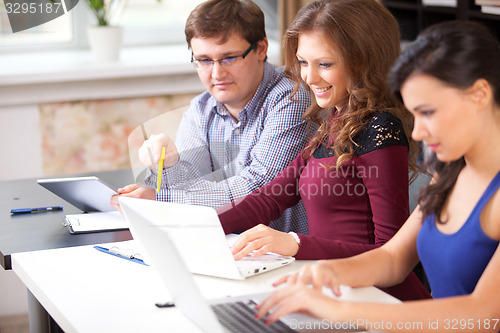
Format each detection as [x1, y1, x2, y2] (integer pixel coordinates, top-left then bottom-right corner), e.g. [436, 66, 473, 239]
[271, 261, 343, 297]
[255, 262, 345, 325]
[231, 224, 299, 260]
[255, 283, 339, 326]
[110, 184, 156, 213]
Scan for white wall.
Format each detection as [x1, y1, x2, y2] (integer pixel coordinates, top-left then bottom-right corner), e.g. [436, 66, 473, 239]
[0, 270, 28, 316]
[0, 105, 42, 317]
[0, 105, 44, 181]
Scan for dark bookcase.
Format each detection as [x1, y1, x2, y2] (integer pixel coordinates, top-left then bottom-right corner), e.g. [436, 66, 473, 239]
[383, 0, 500, 41]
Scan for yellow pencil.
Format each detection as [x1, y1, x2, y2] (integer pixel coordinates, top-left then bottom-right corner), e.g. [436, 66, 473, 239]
[157, 147, 166, 193]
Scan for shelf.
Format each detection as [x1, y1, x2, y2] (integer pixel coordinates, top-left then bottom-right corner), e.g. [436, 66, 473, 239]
[383, 1, 419, 10]
[468, 10, 500, 21]
[420, 5, 458, 15]
[421, 11, 457, 27]
[383, 0, 500, 41]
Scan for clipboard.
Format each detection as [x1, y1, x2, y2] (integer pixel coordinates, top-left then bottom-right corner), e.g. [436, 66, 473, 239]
[63, 211, 128, 234]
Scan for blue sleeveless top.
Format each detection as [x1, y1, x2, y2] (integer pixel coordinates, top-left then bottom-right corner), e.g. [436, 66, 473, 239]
[417, 171, 500, 298]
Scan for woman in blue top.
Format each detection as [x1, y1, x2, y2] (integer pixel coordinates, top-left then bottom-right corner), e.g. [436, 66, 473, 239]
[255, 21, 500, 331]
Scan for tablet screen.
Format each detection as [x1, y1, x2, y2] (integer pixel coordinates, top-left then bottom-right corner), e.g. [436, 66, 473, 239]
[37, 176, 118, 212]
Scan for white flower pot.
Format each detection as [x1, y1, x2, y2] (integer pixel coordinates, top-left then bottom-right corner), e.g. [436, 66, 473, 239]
[87, 26, 123, 62]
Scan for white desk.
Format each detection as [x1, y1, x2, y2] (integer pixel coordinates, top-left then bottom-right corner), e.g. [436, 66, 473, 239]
[12, 240, 399, 333]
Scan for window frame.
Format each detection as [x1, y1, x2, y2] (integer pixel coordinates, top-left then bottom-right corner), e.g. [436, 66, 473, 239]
[0, 0, 279, 53]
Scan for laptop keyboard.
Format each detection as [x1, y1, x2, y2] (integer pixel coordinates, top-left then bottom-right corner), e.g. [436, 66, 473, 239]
[212, 300, 296, 332]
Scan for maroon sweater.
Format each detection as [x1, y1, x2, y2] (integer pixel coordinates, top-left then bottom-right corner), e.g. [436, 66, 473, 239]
[218, 112, 430, 301]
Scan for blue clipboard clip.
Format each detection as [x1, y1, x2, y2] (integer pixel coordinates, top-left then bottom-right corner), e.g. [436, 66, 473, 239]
[94, 246, 148, 266]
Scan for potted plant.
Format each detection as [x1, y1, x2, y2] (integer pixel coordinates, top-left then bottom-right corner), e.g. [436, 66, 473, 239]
[86, 0, 133, 27]
[54, 0, 162, 61]
[85, 0, 127, 61]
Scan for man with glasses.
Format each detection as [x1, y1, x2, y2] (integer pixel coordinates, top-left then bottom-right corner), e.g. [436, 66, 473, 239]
[112, 0, 311, 234]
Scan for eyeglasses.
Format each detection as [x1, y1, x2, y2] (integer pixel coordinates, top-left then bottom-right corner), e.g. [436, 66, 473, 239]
[191, 43, 256, 71]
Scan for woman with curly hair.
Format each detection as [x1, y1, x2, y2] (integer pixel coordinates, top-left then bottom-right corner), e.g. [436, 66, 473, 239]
[217, 0, 429, 300]
[257, 21, 500, 330]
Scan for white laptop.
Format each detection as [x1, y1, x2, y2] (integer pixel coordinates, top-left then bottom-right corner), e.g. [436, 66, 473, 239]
[119, 196, 400, 333]
[118, 197, 294, 280]
[119, 196, 367, 333]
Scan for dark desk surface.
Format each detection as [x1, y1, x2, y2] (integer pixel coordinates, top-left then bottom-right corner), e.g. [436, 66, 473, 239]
[0, 169, 135, 270]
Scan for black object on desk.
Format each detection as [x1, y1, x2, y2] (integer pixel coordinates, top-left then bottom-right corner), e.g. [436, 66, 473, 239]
[0, 169, 134, 270]
[155, 302, 175, 308]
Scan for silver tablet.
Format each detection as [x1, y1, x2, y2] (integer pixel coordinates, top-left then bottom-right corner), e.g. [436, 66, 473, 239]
[37, 176, 118, 213]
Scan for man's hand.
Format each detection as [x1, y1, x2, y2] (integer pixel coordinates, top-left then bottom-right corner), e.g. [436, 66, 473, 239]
[110, 184, 156, 213]
[138, 134, 179, 169]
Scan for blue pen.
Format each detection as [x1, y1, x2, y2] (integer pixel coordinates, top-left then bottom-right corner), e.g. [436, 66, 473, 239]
[10, 206, 63, 214]
[94, 246, 148, 266]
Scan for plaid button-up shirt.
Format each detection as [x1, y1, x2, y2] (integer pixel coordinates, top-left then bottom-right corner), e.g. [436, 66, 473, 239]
[146, 62, 311, 233]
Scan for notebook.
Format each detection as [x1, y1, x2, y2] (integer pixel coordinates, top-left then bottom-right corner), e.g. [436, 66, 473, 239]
[118, 197, 294, 280]
[119, 196, 330, 332]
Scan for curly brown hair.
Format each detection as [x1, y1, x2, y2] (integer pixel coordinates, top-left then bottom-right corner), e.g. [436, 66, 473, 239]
[283, 0, 419, 179]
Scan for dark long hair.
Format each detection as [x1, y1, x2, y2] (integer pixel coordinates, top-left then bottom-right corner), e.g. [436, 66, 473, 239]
[388, 21, 500, 222]
[283, 0, 419, 177]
